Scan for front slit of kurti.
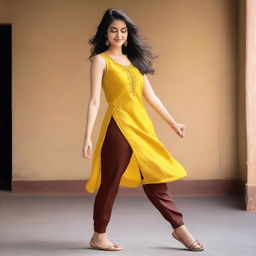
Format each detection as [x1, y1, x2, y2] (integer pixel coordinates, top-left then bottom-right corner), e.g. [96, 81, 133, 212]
[102, 114, 145, 181]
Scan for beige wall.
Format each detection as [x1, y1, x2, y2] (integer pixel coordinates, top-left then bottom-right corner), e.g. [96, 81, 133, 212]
[0, 0, 242, 182]
[0, 0, 11, 22]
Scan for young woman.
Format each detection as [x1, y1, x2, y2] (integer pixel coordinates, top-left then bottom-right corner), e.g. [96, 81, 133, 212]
[82, 8, 204, 252]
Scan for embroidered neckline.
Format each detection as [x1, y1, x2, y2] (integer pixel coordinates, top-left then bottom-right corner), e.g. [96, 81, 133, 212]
[102, 52, 133, 68]
[100, 52, 139, 97]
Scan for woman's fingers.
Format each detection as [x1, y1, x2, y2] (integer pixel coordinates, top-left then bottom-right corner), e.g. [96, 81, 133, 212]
[82, 144, 92, 158]
[87, 145, 92, 157]
[177, 126, 185, 139]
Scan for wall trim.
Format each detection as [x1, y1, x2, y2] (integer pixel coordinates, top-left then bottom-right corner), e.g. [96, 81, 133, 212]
[11, 179, 244, 196]
[245, 183, 256, 211]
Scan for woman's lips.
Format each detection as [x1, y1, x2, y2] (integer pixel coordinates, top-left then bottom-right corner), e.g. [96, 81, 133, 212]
[114, 39, 123, 42]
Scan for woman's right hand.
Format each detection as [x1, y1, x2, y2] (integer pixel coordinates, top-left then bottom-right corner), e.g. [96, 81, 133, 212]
[82, 138, 93, 159]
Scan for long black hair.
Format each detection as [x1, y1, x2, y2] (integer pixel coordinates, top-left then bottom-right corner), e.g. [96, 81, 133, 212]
[88, 8, 158, 75]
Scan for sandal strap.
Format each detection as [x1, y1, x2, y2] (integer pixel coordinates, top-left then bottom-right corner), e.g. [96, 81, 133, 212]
[172, 232, 204, 250]
[190, 240, 199, 249]
[195, 239, 204, 247]
[190, 240, 204, 250]
[106, 244, 121, 250]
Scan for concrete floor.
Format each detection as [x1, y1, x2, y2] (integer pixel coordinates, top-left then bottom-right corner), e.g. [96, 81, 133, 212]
[0, 191, 256, 256]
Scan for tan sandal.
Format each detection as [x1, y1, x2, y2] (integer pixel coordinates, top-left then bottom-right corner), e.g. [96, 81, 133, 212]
[89, 238, 123, 251]
[172, 230, 204, 251]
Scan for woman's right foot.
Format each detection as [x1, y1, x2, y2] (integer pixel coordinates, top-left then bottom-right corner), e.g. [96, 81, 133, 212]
[90, 232, 123, 251]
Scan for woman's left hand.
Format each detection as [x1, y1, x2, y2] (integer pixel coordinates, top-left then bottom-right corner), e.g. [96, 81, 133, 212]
[172, 123, 186, 139]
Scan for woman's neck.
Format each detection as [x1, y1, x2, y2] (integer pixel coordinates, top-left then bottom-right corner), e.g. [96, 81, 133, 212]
[106, 46, 123, 56]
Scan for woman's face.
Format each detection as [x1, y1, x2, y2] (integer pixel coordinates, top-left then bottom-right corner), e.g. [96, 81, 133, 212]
[106, 19, 128, 47]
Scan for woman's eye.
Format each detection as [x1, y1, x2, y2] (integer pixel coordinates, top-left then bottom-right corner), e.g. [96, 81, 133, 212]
[110, 30, 127, 33]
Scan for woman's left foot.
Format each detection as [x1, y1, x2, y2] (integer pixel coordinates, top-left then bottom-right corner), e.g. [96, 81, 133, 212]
[172, 225, 204, 251]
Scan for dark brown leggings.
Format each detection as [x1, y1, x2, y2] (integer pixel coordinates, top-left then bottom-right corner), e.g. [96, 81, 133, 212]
[93, 116, 184, 233]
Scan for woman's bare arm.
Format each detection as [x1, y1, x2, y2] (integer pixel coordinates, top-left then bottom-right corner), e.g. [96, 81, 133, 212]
[83, 54, 105, 158]
[142, 74, 186, 138]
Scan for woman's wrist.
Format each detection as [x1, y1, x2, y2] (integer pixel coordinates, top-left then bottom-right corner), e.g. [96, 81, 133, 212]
[169, 120, 177, 129]
[84, 135, 90, 141]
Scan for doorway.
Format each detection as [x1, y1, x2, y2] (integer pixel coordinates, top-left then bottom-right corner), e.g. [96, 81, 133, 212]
[0, 24, 12, 190]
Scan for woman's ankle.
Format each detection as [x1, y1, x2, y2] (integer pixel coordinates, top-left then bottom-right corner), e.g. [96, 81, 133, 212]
[93, 231, 107, 238]
[174, 224, 185, 231]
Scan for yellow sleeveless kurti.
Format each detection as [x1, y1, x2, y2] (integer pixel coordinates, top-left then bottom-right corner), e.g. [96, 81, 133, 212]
[85, 52, 187, 193]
